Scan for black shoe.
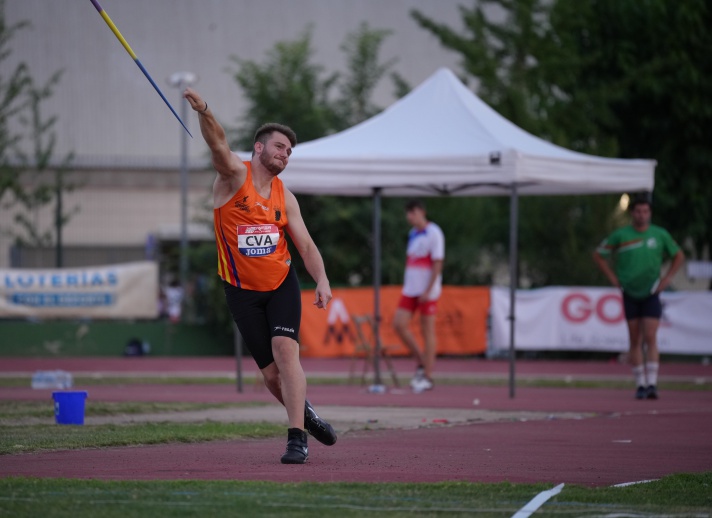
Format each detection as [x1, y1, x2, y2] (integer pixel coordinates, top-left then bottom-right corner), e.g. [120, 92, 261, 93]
[646, 385, 658, 400]
[635, 386, 647, 400]
[304, 400, 337, 446]
[280, 428, 308, 464]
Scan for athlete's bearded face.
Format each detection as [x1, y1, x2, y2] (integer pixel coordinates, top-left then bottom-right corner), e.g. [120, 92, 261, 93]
[258, 132, 292, 175]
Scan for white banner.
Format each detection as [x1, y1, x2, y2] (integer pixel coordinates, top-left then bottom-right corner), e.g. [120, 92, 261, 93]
[0, 261, 158, 319]
[491, 286, 712, 355]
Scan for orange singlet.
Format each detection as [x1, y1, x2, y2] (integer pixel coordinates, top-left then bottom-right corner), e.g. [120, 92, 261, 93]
[213, 162, 291, 291]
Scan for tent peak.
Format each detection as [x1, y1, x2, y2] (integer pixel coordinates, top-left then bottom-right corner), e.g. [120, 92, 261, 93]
[285, 68, 655, 197]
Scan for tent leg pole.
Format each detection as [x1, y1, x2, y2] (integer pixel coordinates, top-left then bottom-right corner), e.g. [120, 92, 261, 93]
[508, 184, 518, 399]
[372, 187, 383, 387]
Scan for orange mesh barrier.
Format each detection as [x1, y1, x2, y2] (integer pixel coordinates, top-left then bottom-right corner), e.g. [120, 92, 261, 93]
[299, 285, 490, 358]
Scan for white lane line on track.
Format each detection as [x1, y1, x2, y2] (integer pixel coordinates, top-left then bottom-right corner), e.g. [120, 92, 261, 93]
[612, 479, 658, 487]
[511, 483, 565, 518]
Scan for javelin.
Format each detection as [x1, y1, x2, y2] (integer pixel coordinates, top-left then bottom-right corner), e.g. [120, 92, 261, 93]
[89, 0, 192, 137]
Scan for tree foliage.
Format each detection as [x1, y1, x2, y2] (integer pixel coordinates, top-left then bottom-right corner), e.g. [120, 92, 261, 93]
[215, 0, 712, 293]
[0, 2, 77, 263]
[411, 0, 712, 286]
[0, 0, 30, 202]
[337, 22, 397, 127]
[10, 72, 78, 249]
[548, 0, 712, 259]
[412, 0, 552, 139]
[227, 28, 340, 150]
[410, 0, 616, 287]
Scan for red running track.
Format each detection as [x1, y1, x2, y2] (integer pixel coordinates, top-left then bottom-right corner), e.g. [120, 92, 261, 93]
[1, 357, 711, 486]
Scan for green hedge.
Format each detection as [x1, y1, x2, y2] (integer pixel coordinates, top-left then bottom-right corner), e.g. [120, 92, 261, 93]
[0, 320, 234, 357]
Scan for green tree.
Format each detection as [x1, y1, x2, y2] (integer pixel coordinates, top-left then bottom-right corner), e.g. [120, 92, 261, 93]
[294, 23, 404, 288]
[336, 22, 397, 127]
[11, 73, 77, 253]
[227, 28, 340, 150]
[411, 0, 616, 286]
[548, 0, 712, 261]
[0, 0, 30, 202]
[0, 3, 77, 266]
[412, 0, 712, 286]
[412, 0, 555, 139]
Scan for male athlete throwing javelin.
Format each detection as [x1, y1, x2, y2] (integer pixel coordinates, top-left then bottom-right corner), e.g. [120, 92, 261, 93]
[184, 88, 336, 464]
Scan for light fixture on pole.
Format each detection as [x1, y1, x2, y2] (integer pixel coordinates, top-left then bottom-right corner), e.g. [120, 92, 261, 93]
[166, 71, 198, 307]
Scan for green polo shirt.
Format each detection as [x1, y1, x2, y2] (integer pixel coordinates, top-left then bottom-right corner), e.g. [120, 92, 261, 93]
[596, 224, 680, 300]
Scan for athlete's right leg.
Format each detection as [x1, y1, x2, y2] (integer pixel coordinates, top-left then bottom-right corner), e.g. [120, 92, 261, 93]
[641, 318, 661, 363]
[626, 318, 647, 397]
[626, 318, 644, 366]
[223, 281, 279, 398]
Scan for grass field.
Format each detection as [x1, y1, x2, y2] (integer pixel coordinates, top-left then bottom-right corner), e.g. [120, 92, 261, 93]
[1, 473, 711, 517]
[0, 401, 282, 454]
[2, 380, 710, 516]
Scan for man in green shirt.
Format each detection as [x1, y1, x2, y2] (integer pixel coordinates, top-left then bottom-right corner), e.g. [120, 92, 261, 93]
[593, 196, 684, 400]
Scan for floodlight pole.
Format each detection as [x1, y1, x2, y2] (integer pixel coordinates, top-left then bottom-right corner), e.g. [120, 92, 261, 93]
[167, 72, 197, 300]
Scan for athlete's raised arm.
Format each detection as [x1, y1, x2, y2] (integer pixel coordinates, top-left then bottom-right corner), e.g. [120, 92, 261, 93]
[183, 87, 246, 182]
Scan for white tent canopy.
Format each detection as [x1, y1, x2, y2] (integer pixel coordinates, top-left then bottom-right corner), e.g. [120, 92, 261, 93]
[283, 67, 655, 197]
[279, 68, 656, 396]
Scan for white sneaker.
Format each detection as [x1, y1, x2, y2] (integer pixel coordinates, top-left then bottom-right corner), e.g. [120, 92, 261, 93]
[411, 377, 433, 394]
[410, 367, 425, 389]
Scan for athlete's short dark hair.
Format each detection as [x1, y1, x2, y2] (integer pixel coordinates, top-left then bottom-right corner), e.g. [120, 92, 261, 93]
[405, 199, 425, 212]
[628, 193, 652, 212]
[253, 123, 297, 148]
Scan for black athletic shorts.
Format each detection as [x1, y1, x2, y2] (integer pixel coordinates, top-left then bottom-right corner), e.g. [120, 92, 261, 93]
[223, 266, 301, 369]
[622, 292, 662, 320]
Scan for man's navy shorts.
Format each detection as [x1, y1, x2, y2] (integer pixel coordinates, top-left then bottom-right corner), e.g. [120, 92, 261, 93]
[622, 292, 662, 320]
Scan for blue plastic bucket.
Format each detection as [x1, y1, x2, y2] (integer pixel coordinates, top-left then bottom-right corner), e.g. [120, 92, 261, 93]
[52, 391, 88, 425]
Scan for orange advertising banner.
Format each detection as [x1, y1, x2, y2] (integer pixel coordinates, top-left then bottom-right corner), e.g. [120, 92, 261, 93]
[299, 285, 490, 358]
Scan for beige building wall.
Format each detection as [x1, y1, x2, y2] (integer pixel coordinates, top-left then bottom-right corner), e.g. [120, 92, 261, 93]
[2, 0, 467, 268]
[1, 168, 216, 269]
[4, 0, 465, 163]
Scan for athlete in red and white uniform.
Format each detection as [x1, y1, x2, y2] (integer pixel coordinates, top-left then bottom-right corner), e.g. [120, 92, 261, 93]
[393, 200, 445, 393]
